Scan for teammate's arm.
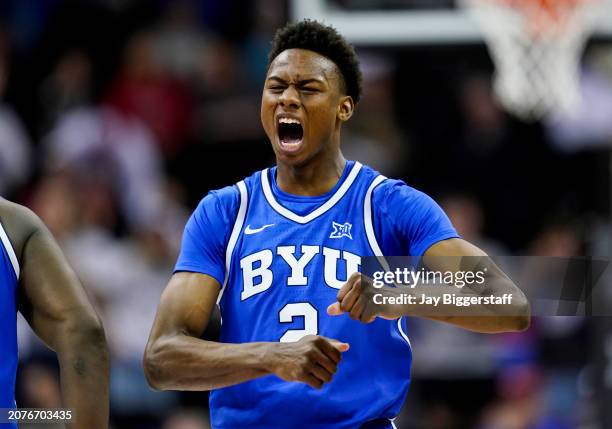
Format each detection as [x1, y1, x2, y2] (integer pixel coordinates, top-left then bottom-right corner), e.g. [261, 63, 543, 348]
[144, 271, 349, 391]
[329, 239, 530, 333]
[17, 208, 109, 429]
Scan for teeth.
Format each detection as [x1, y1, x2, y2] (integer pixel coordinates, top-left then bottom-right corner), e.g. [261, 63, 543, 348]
[278, 117, 300, 125]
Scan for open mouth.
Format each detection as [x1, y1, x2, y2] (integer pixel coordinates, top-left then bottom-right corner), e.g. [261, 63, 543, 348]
[277, 117, 304, 151]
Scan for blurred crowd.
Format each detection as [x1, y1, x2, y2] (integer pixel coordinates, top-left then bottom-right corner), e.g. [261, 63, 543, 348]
[1, 1, 611, 428]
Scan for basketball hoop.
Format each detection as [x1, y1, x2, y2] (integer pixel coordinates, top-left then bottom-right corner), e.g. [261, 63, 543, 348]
[461, 0, 607, 121]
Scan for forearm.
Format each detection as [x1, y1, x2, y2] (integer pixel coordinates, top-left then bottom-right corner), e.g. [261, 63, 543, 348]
[379, 276, 530, 333]
[425, 314, 527, 333]
[332, 240, 531, 333]
[56, 323, 109, 429]
[144, 334, 273, 391]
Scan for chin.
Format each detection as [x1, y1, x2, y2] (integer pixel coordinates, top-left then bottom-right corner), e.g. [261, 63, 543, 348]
[274, 150, 308, 166]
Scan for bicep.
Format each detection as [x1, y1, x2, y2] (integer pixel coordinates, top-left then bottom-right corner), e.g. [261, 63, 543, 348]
[148, 272, 221, 341]
[18, 225, 98, 350]
[424, 238, 510, 293]
[423, 238, 487, 272]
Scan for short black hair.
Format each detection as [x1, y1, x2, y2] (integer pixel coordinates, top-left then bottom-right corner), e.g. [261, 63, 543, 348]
[268, 20, 363, 103]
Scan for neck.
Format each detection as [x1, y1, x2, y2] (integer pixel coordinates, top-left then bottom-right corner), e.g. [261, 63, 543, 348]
[276, 151, 346, 196]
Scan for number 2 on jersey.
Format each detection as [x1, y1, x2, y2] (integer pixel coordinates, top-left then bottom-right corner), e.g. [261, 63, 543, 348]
[279, 302, 318, 342]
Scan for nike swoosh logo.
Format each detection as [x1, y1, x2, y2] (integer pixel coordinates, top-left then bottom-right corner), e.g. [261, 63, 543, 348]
[244, 224, 275, 235]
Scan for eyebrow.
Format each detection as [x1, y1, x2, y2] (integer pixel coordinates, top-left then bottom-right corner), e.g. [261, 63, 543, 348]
[266, 76, 326, 86]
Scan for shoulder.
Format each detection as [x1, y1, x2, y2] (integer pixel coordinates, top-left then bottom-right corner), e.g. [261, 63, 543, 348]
[351, 163, 431, 209]
[332, 161, 438, 210]
[0, 198, 47, 260]
[370, 177, 451, 233]
[371, 177, 432, 208]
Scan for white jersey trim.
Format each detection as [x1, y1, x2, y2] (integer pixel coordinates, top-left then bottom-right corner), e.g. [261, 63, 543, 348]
[363, 174, 390, 272]
[363, 176, 412, 353]
[0, 221, 19, 279]
[397, 317, 412, 350]
[260, 161, 363, 224]
[218, 181, 248, 304]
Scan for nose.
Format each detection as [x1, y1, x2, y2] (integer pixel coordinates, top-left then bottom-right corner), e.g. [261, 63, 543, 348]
[279, 85, 300, 109]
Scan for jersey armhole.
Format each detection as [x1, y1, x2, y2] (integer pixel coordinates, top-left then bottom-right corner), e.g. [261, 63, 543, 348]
[0, 221, 19, 279]
[363, 175, 390, 272]
[364, 177, 413, 351]
[217, 180, 248, 304]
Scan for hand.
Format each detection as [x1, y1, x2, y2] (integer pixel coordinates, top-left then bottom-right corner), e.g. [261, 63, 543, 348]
[327, 272, 400, 323]
[265, 335, 349, 389]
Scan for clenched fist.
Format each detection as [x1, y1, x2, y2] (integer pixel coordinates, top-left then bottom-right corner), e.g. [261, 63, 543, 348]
[327, 272, 402, 322]
[265, 335, 349, 389]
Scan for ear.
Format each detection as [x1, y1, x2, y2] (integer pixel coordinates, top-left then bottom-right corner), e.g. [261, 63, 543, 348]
[337, 96, 354, 122]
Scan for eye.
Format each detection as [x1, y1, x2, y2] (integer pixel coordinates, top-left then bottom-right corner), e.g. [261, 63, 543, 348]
[268, 85, 285, 92]
[301, 87, 318, 93]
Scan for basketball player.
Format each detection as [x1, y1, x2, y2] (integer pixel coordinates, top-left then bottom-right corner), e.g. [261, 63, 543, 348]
[144, 20, 529, 428]
[0, 198, 109, 428]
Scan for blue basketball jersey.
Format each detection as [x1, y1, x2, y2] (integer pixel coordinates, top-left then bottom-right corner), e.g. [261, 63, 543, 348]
[0, 221, 19, 429]
[175, 161, 458, 429]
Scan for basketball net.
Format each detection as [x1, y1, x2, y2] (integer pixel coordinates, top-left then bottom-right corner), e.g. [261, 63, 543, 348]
[462, 0, 607, 121]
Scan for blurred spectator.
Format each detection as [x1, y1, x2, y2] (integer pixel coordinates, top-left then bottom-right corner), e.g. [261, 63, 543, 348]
[43, 106, 165, 230]
[525, 222, 585, 345]
[19, 362, 62, 409]
[0, 28, 32, 197]
[0, 103, 33, 195]
[476, 365, 548, 429]
[343, 53, 406, 176]
[451, 74, 507, 199]
[192, 37, 264, 144]
[39, 49, 93, 130]
[17, 362, 66, 429]
[460, 74, 506, 151]
[105, 30, 193, 157]
[528, 222, 582, 258]
[155, 0, 214, 82]
[163, 409, 211, 429]
[476, 221, 588, 429]
[27, 172, 80, 239]
[440, 193, 507, 256]
[240, 0, 286, 87]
